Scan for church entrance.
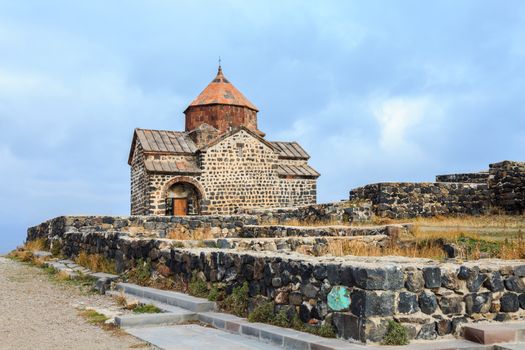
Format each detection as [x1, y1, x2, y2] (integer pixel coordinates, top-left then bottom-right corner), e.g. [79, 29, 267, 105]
[165, 182, 201, 216]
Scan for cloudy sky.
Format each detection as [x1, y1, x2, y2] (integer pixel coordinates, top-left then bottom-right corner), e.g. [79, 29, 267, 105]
[1, 1, 524, 253]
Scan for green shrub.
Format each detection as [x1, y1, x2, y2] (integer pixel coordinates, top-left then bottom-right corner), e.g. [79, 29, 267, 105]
[133, 304, 162, 314]
[248, 302, 275, 323]
[222, 282, 249, 317]
[382, 320, 409, 345]
[208, 284, 223, 301]
[188, 275, 209, 298]
[272, 308, 291, 327]
[125, 258, 152, 286]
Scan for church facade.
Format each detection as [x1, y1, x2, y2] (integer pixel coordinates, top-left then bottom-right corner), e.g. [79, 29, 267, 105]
[128, 67, 319, 215]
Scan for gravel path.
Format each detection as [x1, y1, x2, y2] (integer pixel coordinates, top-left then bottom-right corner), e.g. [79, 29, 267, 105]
[0, 256, 154, 350]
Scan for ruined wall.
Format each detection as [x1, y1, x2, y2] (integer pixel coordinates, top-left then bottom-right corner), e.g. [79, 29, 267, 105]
[27, 219, 525, 343]
[239, 201, 373, 224]
[489, 161, 525, 214]
[436, 172, 489, 183]
[350, 182, 489, 219]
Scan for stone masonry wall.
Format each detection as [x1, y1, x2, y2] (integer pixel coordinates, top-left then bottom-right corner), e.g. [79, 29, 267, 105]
[489, 161, 525, 214]
[27, 218, 525, 343]
[436, 172, 489, 184]
[130, 142, 149, 215]
[350, 182, 489, 219]
[195, 130, 283, 214]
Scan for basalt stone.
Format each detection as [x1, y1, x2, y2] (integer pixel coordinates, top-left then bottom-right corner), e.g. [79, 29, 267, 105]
[271, 277, 282, 288]
[398, 291, 419, 314]
[326, 264, 341, 285]
[458, 266, 478, 280]
[500, 293, 519, 312]
[465, 292, 492, 315]
[353, 266, 403, 290]
[438, 295, 463, 315]
[313, 265, 327, 280]
[419, 291, 438, 315]
[494, 313, 512, 322]
[505, 276, 525, 292]
[289, 292, 303, 306]
[451, 316, 468, 335]
[350, 289, 395, 317]
[299, 264, 313, 281]
[515, 265, 525, 277]
[302, 283, 319, 299]
[416, 322, 437, 340]
[242, 264, 254, 280]
[340, 266, 354, 286]
[333, 313, 389, 343]
[435, 317, 452, 336]
[441, 271, 460, 290]
[405, 270, 425, 293]
[484, 272, 505, 292]
[299, 302, 313, 322]
[422, 267, 441, 288]
[248, 281, 260, 297]
[519, 293, 525, 309]
[467, 273, 487, 293]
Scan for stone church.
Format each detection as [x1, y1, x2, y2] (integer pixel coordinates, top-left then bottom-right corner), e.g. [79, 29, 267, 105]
[128, 66, 319, 216]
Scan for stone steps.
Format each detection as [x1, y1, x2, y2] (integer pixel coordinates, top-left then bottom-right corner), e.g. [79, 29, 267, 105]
[115, 282, 216, 313]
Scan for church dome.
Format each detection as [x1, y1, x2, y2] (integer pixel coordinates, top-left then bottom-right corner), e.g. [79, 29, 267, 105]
[185, 66, 258, 112]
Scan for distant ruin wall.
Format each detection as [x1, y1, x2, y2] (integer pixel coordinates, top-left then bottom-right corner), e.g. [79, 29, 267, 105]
[489, 161, 525, 215]
[27, 219, 525, 342]
[436, 172, 489, 183]
[349, 182, 489, 219]
[351, 160, 525, 218]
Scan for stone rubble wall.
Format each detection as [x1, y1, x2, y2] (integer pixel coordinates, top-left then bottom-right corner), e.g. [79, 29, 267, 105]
[435, 172, 489, 184]
[350, 160, 525, 218]
[238, 200, 373, 224]
[349, 182, 489, 219]
[489, 161, 525, 215]
[27, 218, 525, 343]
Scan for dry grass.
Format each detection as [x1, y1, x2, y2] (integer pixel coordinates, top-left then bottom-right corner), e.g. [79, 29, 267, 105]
[321, 226, 525, 260]
[74, 251, 116, 274]
[25, 238, 48, 251]
[167, 227, 215, 240]
[367, 214, 525, 229]
[7, 238, 49, 263]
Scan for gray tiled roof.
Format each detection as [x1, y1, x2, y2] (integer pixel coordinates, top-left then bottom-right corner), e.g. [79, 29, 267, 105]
[136, 129, 198, 154]
[271, 141, 310, 159]
[277, 164, 319, 178]
[144, 160, 201, 174]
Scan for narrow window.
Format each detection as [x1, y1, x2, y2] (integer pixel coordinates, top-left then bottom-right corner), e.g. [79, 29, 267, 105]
[237, 143, 244, 158]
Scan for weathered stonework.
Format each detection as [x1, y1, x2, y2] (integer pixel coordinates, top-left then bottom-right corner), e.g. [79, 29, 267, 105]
[26, 218, 525, 343]
[350, 160, 525, 218]
[129, 67, 319, 216]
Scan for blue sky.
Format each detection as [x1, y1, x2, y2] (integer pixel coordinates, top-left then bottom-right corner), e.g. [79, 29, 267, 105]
[1, 1, 524, 253]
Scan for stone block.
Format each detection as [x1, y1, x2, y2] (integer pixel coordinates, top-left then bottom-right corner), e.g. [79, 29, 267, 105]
[418, 291, 438, 315]
[350, 289, 395, 317]
[500, 292, 519, 312]
[353, 266, 403, 290]
[422, 267, 441, 288]
[439, 294, 464, 315]
[465, 292, 492, 315]
[505, 276, 525, 292]
[405, 270, 425, 293]
[397, 291, 419, 314]
[332, 313, 389, 343]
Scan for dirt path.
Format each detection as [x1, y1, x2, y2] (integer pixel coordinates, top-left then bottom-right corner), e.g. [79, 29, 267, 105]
[0, 256, 154, 350]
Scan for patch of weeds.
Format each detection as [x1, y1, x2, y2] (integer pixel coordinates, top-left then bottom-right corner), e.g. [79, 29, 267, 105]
[382, 320, 409, 345]
[221, 282, 249, 317]
[75, 251, 116, 274]
[133, 304, 162, 314]
[172, 241, 185, 248]
[207, 284, 224, 301]
[188, 275, 209, 298]
[247, 302, 275, 323]
[125, 258, 152, 286]
[114, 292, 127, 307]
[457, 235, 501, 258]
[246, 303, 336, 338]
[80, 309, 109, 324]
[50, 240, 63, 256]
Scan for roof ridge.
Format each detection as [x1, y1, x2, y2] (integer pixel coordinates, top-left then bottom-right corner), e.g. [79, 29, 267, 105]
[135, 127, 187, 135]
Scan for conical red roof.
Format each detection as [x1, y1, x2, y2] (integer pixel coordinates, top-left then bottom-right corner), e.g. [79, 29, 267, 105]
[185, 67, 258, 112]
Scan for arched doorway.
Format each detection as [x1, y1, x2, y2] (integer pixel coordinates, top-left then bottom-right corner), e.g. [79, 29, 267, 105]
[165, 182, 201, 216]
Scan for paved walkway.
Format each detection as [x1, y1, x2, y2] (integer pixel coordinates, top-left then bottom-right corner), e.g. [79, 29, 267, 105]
[127, 324, 282, 350]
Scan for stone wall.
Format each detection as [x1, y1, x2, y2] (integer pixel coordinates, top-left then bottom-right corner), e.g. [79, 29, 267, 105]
[436, 172, 489, 183]
[26, 220, 525, 343]
[239, 200, 373, 224]
[349, 182, 489, 219]
[130, 142, 149, 215]
[489, 161, 525, 214]
[27, 215, 259, 240]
